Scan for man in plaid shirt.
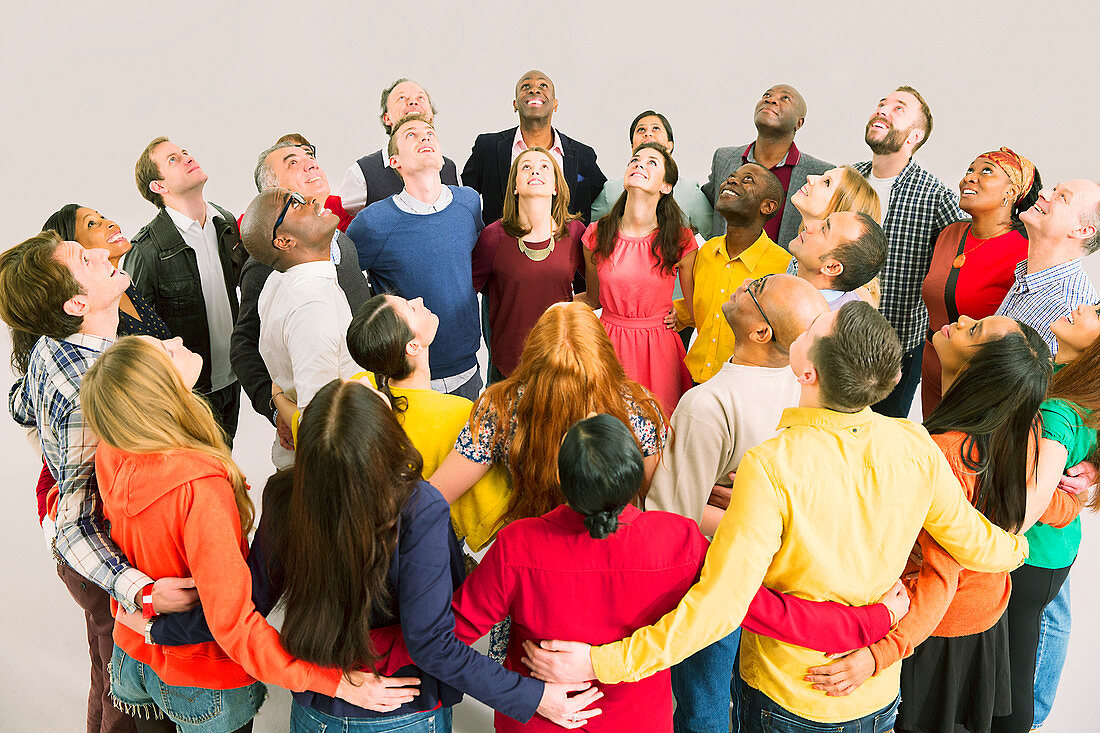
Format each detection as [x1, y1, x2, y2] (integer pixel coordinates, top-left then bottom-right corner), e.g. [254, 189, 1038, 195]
[1, 230, 198, 733]
[853, 86, 964, 418]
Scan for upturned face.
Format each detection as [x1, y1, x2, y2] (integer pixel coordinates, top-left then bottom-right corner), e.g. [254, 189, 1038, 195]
[931, 314, 1019, 374]
[73, 208, 131, 262]
[514, 151, 556, 199]
[791, 167, 845, 220]
[1051, 302, 1100, 363]
[268, 146, 330, 201]
[958, 156, 1016, 217]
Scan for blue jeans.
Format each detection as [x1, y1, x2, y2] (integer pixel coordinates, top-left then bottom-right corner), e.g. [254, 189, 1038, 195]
[290, 701, 452, 732]
[109, 645, 266, 733]
[671, 627, 741, 733]
[1033, 576, 1071, 727]
[739, 681, 899, 733]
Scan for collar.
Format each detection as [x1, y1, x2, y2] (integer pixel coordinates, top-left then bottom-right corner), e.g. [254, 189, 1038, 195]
[1013, 258, 1084, 293]
[856, 157, 919, 186]
[819, 288, 846, 302]
[381, 149, 392, 169]
[544, 503, 643, 531]
[744, 140, 801, 168]
[512, 126, 564, 157]
[707, 230, 777, 269]
[393, 185, 453, 215]
[62, 332, 116, 354]
[164, 202, 216, 232]
[777, 405, 875, 431]
[284, 259, 338, 279]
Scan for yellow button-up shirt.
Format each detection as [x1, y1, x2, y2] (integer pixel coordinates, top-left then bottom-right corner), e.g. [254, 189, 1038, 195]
[591, 406, 1029, 723]
[675, 232, 792, 383]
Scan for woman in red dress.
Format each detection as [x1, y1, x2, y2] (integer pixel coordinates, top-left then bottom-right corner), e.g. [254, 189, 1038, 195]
[920, 147, 1040, 416]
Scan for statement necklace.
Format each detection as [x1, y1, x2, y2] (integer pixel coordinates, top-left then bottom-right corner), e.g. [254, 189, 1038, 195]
[518, 234, 555, 262]
[952, 224, 1011, 269]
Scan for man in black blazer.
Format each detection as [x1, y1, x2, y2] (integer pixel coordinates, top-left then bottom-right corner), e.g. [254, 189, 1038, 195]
[462, 69, 606, 225]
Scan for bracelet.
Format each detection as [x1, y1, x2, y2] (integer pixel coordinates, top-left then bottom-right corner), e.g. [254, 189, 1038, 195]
[141, 582, 157, 619]
[271, 407, 280, 428]
[144, 618, 155, 645]
[269, 389, 285, 412]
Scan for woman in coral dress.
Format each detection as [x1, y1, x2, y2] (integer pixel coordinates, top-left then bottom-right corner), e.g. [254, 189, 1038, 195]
[579, 142, 697, 412]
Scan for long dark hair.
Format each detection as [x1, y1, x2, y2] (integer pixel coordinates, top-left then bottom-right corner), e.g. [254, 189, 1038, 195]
[593, 141, 685, 276]
[559, 414, 644, 539]
[43, 204, 81, 241]
[271, 379, 422, 673]
[924, 322, 1051, 532]
[1011, 171, 1042, 235]
[346, 295, 414, 414]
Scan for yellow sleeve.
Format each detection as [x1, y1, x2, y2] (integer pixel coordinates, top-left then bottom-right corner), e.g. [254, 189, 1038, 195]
[672, 298, 695, 330]
[590, 452, 784, 683]
[290, 409, 302, 446]
[922, 449, 1029, 572]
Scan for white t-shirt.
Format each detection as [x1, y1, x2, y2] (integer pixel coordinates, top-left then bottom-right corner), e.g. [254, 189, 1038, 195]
[867, 174, 897, 221]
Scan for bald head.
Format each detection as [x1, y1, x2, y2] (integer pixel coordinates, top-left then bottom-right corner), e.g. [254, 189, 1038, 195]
[754, 84, 807, 137]
[240, 188, 286, 268]
[723, 274, 828, 355]
[514, 69, 557, 122]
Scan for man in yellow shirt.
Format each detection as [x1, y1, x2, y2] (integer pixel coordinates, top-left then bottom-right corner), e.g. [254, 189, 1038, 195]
[673, 163, 793, 383]
[524, 301, 1029, 731]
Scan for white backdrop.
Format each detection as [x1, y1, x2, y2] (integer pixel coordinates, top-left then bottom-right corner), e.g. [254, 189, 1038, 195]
[2, 1, 1099, 730]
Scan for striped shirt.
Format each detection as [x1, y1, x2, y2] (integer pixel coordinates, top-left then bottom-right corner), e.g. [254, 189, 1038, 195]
[9, 334, 150, 611]
[995, 259, 1097, 355]
[853, 160, 964, 351]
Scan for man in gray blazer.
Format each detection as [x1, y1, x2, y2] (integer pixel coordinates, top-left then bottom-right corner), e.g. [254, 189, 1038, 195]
[701, 84, 832, 249]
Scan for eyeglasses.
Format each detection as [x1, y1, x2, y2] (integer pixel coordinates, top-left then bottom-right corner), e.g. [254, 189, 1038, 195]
[272, 191, 307, 244]
[746, 275, 776, 342]
[295, 143, 316, 158]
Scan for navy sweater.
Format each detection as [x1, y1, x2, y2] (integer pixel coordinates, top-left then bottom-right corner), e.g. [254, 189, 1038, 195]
[346, 187, 483, 379]
[151, 476, 542, 722]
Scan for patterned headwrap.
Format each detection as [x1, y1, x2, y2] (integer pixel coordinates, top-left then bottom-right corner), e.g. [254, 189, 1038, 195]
[980, 147, 1036, 203]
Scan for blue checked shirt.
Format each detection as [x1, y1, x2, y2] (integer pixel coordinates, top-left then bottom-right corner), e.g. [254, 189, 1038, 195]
[9, 334, 150, 611]
[854, 160, 965, 351]
[995, 259, 1097, 355]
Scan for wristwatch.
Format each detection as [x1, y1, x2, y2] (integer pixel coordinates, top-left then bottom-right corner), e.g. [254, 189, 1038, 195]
[144, 618, 155, 645]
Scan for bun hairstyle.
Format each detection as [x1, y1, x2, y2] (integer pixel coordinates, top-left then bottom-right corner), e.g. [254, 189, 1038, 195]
[346, 294, 414, 414]
[558, 414, 645, 540]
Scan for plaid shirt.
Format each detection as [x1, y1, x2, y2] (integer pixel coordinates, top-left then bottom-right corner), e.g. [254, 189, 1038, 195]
[9, 334, 150, 611]
[853, 159, 965, 351]
[995, 259, 1097, 355]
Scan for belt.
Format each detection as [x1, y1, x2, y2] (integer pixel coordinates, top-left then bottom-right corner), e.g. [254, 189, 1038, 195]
[601, 312, 668, 329]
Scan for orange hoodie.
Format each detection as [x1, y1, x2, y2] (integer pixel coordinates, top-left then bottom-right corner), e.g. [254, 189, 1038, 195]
[96, 443, 340, 695]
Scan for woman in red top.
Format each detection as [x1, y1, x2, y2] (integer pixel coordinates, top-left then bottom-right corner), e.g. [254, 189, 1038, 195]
[578, 142, 698, 412]
[447, 414, 908, 732]
[472, 146, 586, 383]
[81, 336, 417, 732]
[920, 147, 1040, 416]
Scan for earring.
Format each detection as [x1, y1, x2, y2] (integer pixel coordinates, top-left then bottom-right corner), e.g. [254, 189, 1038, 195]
[1002, 196, 1009, 207]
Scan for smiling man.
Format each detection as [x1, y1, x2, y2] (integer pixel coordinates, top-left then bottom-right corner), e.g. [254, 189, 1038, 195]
[462, 69, 605, 225]
[789, 211, 888, 309]
[702, 84, 832, 246]
[852, 86, 965, 418]
[671, 163, 792, 383]
[128, 137, 246, 440]
[347, 114, 485, 399]
[336, 78, 460, 217]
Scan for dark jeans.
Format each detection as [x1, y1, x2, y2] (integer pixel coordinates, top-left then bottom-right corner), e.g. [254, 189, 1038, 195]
[739, 682, 899, 733]
[991, 563, 1072, 733]
[671, 627, 741, 733]
[56, 561, 138, 733]
[872, 341, 922, 418]
[202, 382, 241, 445]
[447, 370, 484, 402]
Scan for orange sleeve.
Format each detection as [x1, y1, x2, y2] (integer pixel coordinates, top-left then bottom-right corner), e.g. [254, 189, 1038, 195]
[868, 530, 962, 673]
[181, 477, 341, 695]
[1038, 489, 1086, 529]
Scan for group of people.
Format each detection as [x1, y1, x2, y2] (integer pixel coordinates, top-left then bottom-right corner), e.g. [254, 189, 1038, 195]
[4, 69, 1100, 733]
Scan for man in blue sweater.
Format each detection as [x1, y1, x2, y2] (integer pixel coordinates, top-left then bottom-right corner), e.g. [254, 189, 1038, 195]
[347, 113, 484, 400]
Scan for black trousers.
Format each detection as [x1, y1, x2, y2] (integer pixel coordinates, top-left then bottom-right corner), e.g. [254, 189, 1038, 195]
[202, 382, 240, 446]
[872, 341, 923, 418]
[990, 563, 1072, 733]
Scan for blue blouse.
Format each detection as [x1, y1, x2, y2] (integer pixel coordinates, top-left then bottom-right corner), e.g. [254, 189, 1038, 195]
[119, 283, 171, 338]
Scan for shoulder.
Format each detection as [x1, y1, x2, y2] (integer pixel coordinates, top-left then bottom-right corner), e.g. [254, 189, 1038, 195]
[712, 145, 748, 164]
[581, 221, 600, 249]
[451, 185, 482, 208]
[406, 479, 451, 524]
[671, 380, 730, 425]
[566, 219, 587, 240]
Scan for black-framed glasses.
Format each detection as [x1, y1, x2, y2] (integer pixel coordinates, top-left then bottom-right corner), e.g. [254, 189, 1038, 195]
[272, 191, 307, 244]
[746, 275, 776, 342]
[295, 143, 316, 158]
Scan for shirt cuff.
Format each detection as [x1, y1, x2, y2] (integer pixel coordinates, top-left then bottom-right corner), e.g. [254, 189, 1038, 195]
[590, 641, 628, 684]
[114, 567, 155, 614]
[672, 298, 692, 329]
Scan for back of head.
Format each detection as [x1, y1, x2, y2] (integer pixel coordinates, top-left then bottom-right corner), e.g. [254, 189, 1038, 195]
[79, 336, 251, 530]
[1080, 188, 1100, 255]
[827, 167, 882, 223]
[477, 301, 664, 523]
[559, 414, 644, 539]
[811, 301, 902, 411]
[278, 379, 422, 672]
[829, 213, 888, 291]
[0, 230, 83, 374]
[925, 323, 1051, 531]
[239, 189, 284, 269]
[761, 274, 830, 351]
[753, 164, 785, 223]
[135, 136, 169, 208]
[346, 295, 415, 411]
[896, 85, 933, 152]
[43, 204, 81, 242]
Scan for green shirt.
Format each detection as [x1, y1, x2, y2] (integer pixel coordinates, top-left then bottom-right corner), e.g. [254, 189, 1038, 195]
[1024, 396, 1096, 568]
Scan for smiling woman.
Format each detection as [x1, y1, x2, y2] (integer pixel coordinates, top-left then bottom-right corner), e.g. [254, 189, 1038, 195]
[920, 147, 1041, 416]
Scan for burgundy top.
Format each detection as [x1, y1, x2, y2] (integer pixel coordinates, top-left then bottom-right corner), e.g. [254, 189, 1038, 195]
[743, 142, 800, 244]
[920, 221, 1028, 416]
[472, 219, 585, 376]
[448, 505, 892, 732]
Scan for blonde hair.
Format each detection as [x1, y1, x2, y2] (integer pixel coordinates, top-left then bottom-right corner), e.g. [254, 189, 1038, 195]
[80, 336, 254, 534]
[825, 166, 883, 223]
[501, 147, 579, 240]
